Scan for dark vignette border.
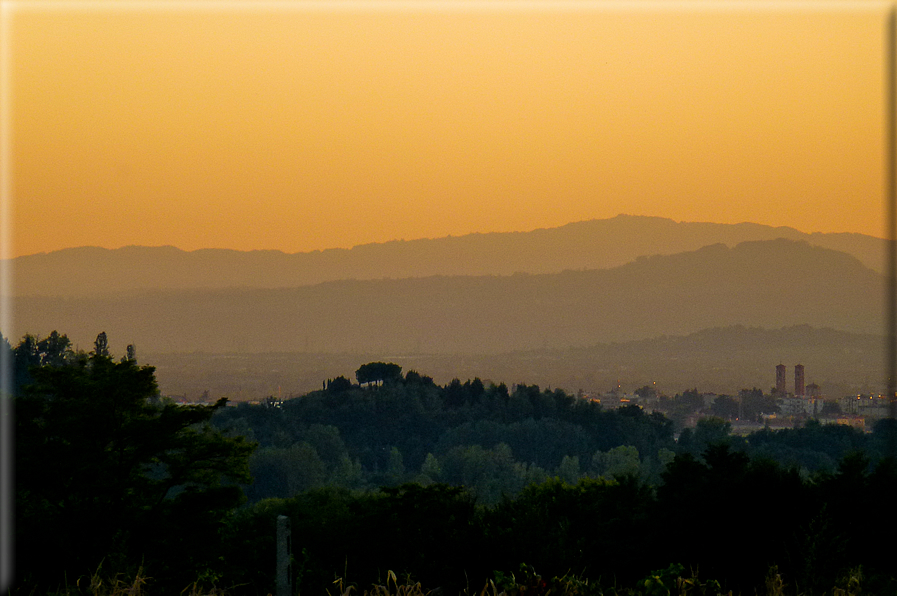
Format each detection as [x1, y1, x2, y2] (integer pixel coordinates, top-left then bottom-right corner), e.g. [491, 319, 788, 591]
[0, 1, 894, 591]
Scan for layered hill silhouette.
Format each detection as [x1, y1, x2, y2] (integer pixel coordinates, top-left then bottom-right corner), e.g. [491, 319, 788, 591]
[10, 215, 885, 297]
[13, 239, 884, 355]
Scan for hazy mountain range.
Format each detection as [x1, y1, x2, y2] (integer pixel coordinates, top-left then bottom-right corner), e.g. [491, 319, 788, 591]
[10, 214, 886, 297]
[11, 215, 887, 397]
[13, 238, 884, 355]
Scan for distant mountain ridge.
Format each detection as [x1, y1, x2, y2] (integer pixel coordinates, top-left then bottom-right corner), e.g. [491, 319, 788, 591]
[9, 215, 886, 297]
[13, 238, 884, 355]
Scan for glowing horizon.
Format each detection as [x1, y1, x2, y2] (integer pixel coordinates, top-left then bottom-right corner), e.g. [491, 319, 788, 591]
[6, 212, 889, 259]
[5, 0, 890, 258]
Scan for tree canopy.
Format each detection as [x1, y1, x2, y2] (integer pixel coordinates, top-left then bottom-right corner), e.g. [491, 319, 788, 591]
[15, 333, 256, 591]
[355, 361, 403, 386]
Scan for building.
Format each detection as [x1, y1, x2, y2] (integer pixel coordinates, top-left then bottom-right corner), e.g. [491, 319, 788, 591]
[778, 396, 820, 418]
[840, 394, 890, 419]
[776, 364, 787, 394]
[794, 364, 805, 397]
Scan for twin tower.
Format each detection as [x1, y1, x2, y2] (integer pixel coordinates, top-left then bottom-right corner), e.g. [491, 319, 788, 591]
[775, 363, 805, 396]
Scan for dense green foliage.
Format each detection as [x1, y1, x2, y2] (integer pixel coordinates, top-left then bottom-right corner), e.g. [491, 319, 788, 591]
[220, 455, 897, 596]
[213, 371, 894, 505]
[207, 364, 897, 595]
[11, 333, 897, 595]
[13, 334, 255, 593]
[214, 373, 678, 503]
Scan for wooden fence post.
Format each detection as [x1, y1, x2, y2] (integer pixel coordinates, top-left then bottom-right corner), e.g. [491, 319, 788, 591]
[276, 515, 292, 596]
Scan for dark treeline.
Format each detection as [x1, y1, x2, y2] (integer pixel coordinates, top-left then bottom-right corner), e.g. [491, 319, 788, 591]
[221, 451, 897, 596]
[9, 332, 897, 595]
[215, 362, 897, 596]
[10, 332, 255, 594]
[213, 367, 678, 503]
[215, 371, 675, 502]
[212, 366, 893, 504]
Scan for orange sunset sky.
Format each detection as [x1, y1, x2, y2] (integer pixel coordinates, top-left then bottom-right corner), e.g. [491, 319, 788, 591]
[3, 0, 891, 259]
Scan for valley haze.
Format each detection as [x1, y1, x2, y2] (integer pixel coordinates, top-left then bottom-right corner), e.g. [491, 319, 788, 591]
[7, 216, 887, 400]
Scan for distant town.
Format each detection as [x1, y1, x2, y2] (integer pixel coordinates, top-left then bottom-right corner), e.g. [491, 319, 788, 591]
[582, 363, 892, 434]
[165, 360, 894, 436]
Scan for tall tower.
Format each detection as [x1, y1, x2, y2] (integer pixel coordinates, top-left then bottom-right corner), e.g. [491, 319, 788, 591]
[776, 364, 787, 394]
[794, 364, 805, 397]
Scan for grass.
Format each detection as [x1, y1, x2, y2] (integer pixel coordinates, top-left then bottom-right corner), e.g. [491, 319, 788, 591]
[329, 564, 871, 596]
[25, 563, 872, 596]
[23, 566, 233, 596]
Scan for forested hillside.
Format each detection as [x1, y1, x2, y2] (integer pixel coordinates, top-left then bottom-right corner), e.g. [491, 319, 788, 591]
[11, 333, 897, 596]
[211, 362, 894, 505]
[213, 369, 676, 503]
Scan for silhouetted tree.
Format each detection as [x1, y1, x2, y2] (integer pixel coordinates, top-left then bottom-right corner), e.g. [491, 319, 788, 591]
[634, 384, 657, 399]
[326, 375, 353, 392]
[93, 330, 109, 357]
[16, 348, 255, 590]
[355, 362, 402, 387]
[710, 395, 739, 420]
[13, 331, 75, 394]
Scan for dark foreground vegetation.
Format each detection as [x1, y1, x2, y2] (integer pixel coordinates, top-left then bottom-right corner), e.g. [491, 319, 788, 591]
[9, 332, 897, 595]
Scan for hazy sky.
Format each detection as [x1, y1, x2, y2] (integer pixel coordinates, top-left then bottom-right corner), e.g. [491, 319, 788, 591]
[5, 0, 890, 258]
